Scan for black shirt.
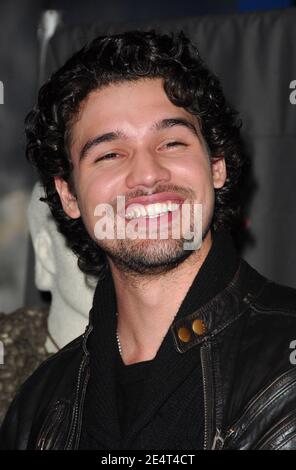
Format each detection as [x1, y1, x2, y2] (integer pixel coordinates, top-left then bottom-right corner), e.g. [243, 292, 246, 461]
[117, 357, 153, 436]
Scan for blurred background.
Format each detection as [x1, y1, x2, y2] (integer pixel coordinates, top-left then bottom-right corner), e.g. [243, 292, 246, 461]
[0, 0, 295, 314]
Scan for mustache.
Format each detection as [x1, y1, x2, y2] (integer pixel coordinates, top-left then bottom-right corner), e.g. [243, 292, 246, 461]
[110, 184, 196, 208]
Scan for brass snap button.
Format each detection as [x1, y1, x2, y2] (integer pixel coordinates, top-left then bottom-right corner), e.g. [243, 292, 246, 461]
[177, 326, 191, 343]
[192, 319, 206, 336]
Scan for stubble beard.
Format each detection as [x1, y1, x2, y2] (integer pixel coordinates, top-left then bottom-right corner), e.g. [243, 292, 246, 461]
[96, 207, 213, 277]
[101, 236, 193, 276]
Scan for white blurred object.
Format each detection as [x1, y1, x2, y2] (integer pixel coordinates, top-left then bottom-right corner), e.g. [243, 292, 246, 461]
[37, 10, 62, 85]
[27, 183, 96, 353]
[38, 10, 61, 43]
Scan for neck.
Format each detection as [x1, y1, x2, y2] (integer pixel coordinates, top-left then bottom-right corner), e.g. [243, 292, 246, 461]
[45, 289, 89, 353]
[109, 230, 212, 365]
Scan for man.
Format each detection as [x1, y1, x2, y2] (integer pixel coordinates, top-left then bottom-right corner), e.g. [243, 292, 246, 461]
[1, 29, 296, 450]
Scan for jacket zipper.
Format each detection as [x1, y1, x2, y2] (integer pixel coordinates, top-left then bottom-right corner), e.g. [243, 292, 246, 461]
[211, 428, 229, 450]
[255, 409, 296, 449]
[65, 324, 93, 450]
[200, 342, 214, 450]
[65, 354, 88, 449]
[73, 366, 90, 450]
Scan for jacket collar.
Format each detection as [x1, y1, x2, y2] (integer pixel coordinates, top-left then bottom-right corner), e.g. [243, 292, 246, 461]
[82, 229, 267, 357]
[171, 260, 267, 354]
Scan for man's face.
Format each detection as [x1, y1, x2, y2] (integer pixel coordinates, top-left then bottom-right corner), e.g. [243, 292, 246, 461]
[55, 78, 226, 274]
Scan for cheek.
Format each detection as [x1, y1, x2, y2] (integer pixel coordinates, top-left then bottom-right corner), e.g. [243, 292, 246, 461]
[75, 170, 119, 237]
[77, 166, 118, 201]
[178, 158, 215, 218]
[175, 156, 213, 193]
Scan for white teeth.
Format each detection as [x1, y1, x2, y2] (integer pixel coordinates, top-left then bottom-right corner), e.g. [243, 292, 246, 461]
[146, 205, 156, 216]
[125, 201, 181, 220]
[138, 206, 147, 217]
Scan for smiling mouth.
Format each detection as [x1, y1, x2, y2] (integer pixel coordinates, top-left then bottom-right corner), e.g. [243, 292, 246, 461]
[124, 200, 182, 220]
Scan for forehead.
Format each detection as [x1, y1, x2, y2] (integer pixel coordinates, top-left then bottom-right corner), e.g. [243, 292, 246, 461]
[70, 78, 198, 147]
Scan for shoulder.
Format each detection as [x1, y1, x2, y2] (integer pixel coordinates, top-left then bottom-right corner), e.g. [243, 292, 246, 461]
[252, 276, 296, 316]
[237, 262, 296, 383]
[234, 261, 296, 377]
[223, 262, 296, 436]
[237, 259, 296, 317]
[0, 334, 85, 449]
[17, 334, 85, 397]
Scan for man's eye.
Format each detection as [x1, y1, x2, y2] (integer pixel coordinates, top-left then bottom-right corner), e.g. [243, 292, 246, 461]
[95, 153, 119, 162]
[165, 141, 186, 148]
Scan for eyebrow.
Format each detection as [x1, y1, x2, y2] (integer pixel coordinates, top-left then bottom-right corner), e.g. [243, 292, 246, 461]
[79, 117, 200, 162]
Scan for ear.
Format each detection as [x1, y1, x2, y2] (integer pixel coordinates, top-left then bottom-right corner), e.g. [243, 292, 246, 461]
[211, 156, 227, 189]
[54, 176, 81, 219]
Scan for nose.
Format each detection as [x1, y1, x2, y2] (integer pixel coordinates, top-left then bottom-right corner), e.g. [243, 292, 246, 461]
[125, 150, 171, 190]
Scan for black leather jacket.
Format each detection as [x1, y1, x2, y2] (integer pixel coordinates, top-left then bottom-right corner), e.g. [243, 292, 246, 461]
[1, 259, 296, 450]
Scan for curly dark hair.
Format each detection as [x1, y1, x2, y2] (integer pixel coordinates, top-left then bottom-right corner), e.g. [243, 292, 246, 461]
[25, 29, 244, 279]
